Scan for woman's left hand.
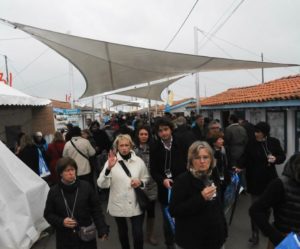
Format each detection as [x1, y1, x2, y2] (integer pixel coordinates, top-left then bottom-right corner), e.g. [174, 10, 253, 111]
[131, 178, 141, 188]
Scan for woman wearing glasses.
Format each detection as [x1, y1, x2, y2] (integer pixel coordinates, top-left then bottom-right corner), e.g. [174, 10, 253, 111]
[169, 141, 227, 249]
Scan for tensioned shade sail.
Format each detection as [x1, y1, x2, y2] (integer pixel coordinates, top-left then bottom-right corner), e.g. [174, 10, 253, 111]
[115, 76, 185, 102]
[0, 83, 50, 106]
[109, 98, 140, 108]
[3, 19, 298, 98]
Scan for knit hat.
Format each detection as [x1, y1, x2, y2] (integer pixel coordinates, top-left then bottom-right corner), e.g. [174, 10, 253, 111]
[35, 131, 43, 137]
[254, 122, 270, 136]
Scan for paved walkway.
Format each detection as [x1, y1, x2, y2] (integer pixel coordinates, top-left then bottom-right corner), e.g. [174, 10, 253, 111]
[32, 194, 268, 249]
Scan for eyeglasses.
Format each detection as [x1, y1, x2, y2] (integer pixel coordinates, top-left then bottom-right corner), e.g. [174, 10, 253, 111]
[194, 156, 211, 161]
[210, 126, 220, 129]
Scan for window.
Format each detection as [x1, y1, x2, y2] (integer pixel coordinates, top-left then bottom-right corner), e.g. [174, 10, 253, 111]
[295, 111, 300, 153]
[266, 111, 287, 151]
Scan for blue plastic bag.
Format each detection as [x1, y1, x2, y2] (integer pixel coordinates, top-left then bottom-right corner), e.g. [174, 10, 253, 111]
[224, 173, 239, 213]
[38, 148, 51, 178]
[163, 188, 175, 234]
[275, 232, 300, 249]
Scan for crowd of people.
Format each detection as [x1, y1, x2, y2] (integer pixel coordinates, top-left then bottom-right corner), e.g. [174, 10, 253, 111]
[11, 112, 300, 249]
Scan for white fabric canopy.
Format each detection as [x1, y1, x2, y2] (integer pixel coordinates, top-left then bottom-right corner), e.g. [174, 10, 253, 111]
[0, 83, 50, 106]
[3, 20, 298, 98]
[115, 76, 185, 101]
[109, 98, 140, 107]
[0, 141, 49, 249]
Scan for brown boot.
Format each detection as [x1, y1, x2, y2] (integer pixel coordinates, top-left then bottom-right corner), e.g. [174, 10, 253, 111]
[146, 218, 158, 246]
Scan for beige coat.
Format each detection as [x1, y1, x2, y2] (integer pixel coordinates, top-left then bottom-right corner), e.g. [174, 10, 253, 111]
[63, 136, 96, 176]
[97, 151, 149, 217]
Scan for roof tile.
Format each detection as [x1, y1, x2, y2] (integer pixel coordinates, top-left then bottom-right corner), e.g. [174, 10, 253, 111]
[199, 74, 300, 106]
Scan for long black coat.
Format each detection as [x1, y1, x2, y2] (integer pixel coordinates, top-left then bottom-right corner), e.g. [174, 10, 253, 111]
[18, 145, 40, 175]
[44, 180, 109, 249]
[150, 136, 187, 205]
[242, 136, 286, 195]
[169, 170, 227, 249]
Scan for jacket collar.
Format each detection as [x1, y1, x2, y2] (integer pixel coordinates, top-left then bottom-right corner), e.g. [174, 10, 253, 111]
[116, 150, 137, 162]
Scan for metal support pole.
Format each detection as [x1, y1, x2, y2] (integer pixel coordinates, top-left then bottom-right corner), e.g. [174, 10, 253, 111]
[69, 63, 74, 108]
[194, 27, 200, 114]
[92, 96, 95, 121]
[147, 82, 151, 124]
[4, 55, 9, 84]
[261, 53, 264, 83]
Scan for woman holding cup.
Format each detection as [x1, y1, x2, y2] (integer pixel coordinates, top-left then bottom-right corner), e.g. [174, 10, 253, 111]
[169, 141, 227, 249]
[241, 121, 286, 246]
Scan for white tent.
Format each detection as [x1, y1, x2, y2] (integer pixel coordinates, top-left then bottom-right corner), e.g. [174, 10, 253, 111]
[2, 19, 298, 98]
[0, 83, 50, 106]
[115, 76, 185, 102]
[0, 141, 49, 249]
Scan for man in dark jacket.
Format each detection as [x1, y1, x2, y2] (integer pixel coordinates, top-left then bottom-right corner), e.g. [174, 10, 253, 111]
[250, 153, 300, 248]
[192, 114, 208, 141]
[150, 117, 187, 249]
[89, 121, 111, 155]
[224, 114, 248, 169]
[173, 116, 197, 156]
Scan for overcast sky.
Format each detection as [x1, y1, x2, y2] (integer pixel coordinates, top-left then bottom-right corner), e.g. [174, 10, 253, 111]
[0, 0, 300, 109]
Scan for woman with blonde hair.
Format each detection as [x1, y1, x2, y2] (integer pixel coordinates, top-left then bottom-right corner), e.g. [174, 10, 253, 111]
[97, 134, 149, 249]
[169, 141, 227, 249]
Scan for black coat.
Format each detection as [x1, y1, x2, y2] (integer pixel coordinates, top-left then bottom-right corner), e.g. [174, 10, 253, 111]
[242, 136, 286, 195]
[150, 136, 187, 205]
[44, 180, 109, 249]
[91, 129, 111, 154]
[192, 125, 207, 141]
[18, 145, 39, 175]
[169, 170, 227, 249]
[249, 154, 300, 246]
[173, 125, 197, 155]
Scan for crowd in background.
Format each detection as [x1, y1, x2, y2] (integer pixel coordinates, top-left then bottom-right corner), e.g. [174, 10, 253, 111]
[9, 111, 300, 249]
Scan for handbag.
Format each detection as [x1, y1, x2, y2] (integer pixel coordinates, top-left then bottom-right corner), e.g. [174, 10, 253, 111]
[275, 232, 300, 249]
[134, 186, 151, 210]
[118, 160, 150, 210]
[78, 223, 97, 242]
[38, 148, 51, 178]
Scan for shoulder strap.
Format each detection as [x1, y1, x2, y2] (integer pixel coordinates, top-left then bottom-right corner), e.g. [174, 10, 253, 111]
[70, 140, 89, 160]
[118, 160, 132, 178]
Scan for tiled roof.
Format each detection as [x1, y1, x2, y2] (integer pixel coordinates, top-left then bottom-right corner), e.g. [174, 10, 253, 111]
[199, 75, 300, 106]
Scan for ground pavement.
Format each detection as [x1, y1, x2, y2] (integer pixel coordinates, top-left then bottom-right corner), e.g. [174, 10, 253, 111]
[32, 194, 268, 249]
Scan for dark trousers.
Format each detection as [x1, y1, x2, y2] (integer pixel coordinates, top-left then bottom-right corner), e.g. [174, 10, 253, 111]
[115, 214, 144, 249]
[145, 200, 156, 218]
[250, 194, 261, 235]
[161, 204, 175, 246]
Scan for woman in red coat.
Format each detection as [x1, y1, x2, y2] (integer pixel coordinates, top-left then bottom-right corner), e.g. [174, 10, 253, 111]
[47, 131, 65, 184]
